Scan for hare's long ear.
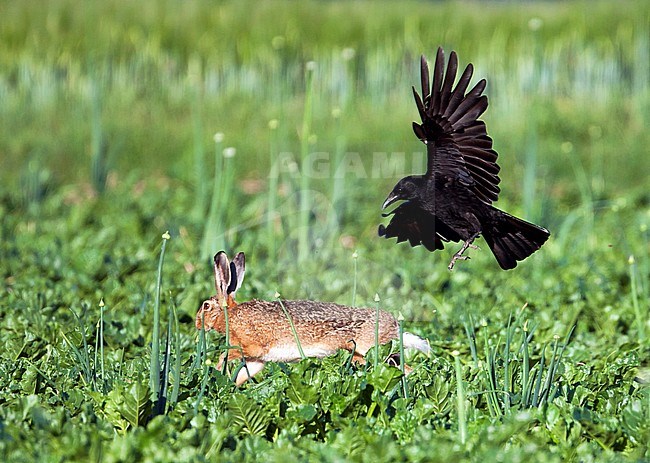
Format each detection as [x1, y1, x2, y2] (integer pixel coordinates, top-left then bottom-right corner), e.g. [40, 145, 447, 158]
[227, 252, 246, 297]
[213, 251, 231, 306]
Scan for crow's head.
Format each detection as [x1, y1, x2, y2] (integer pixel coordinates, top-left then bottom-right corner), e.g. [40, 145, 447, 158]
[382, 175, 425, 209]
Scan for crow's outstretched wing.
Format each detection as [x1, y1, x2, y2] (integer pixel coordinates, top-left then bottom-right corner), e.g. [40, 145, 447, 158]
[378, 201, 462, 251]
[412, 48, 501, 204]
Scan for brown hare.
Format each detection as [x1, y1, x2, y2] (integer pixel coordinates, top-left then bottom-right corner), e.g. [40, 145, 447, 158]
[196, 251, 430, 386]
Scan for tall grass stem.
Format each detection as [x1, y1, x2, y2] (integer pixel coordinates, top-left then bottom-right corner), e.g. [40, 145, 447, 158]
[194, 360, 210, 415]
[462, 316, 478, 366]
[502, 313, 513, 412]
[157, 312, 172, 416]
[522, 324, 531, 407]
[90, 81, 107, 194]
[190, 311, 206, 379]
[277, 296, 305, 359]
[398, 312, 407, 398]
[329, 108, 346, 232]
[191, 90, 206, 220]
[201, 136, 228, 260]
[169, 300, 181, 409]
[373, 293, 380, 369]
[352, 251, 358, 307]
[298, 63, 315, 261]
[522, 127, 539, 221]
[221, 300, 231, 375]
[267, 120, 279, 257]
[454, 352, 467, 445]
[150, 231, 170, 404]
[629, 255, 646, 343]
[99, 299, 105, 391]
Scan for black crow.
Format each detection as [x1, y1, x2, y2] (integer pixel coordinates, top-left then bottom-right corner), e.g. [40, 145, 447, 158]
[379, 48, 550, 270]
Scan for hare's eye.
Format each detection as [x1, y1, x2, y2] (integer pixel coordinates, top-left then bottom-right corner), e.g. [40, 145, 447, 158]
[201, 301, 211, 311]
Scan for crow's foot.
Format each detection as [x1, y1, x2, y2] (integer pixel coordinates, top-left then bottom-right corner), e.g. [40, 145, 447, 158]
[448, 233, 481, 270]
[448, 253, 470, 270]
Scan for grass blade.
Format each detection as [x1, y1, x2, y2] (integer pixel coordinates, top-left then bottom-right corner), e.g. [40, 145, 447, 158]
[68, 307, 94, 389]
[539, 336, 561, 406]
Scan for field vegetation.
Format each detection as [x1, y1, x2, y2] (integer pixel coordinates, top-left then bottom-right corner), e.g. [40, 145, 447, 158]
[1, 0, 649, 461]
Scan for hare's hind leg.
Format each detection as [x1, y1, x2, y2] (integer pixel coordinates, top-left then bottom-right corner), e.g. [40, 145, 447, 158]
[352, 351, 414, 374]
[344, 339, 367, 365]
[385, 353, 413, 374]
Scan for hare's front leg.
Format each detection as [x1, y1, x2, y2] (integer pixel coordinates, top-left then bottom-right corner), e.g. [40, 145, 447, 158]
[217, 349, 265, 386]
[216, 348, 243, 370]
[234, 361, 265, 386]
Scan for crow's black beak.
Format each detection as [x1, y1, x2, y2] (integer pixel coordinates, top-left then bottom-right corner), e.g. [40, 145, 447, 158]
[382, 192, 400, 210]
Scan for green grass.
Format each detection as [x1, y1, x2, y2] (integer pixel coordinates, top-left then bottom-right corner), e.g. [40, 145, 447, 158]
[1, 0, 649, 461]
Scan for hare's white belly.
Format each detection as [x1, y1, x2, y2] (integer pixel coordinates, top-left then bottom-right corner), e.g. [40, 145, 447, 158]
[263, 344, 336, 362]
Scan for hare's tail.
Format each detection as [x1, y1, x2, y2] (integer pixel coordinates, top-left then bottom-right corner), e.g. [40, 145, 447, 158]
[402, 332, 431, 354]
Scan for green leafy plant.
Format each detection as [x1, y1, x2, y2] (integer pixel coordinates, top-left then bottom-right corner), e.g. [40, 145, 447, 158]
[0, 1, 648, 461]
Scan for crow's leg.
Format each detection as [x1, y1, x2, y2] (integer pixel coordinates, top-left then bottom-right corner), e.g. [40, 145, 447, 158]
[448, 232, 481, 270]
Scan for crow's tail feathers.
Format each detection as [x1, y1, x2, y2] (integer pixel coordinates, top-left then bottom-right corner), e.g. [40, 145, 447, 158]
[483, 210, 550, 270]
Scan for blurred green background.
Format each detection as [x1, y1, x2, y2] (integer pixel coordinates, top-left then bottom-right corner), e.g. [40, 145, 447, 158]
[2, 0, 648, 312]
[3, 0, 649, 196]
[0, 1, 649, 460]
[2, 0, 649, 334]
